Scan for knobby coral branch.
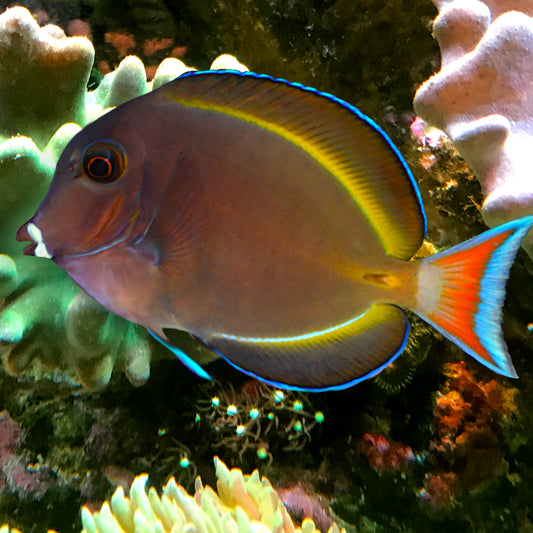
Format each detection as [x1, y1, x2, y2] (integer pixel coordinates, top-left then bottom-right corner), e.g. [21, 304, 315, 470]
[0, 6, 243, 388]
[414, 0, 533, 257]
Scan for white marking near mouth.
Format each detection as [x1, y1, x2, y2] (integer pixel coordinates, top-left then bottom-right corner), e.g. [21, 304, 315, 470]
[27, 223, 52, 259]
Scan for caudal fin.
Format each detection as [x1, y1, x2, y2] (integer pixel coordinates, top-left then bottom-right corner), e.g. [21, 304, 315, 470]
[415, 216, 533, 378]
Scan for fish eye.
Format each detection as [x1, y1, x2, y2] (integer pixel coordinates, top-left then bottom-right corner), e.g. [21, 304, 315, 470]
[81, 140, 126, 183]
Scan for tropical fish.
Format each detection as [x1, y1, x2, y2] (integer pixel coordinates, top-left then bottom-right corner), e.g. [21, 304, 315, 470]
[16, 70, 533, 391]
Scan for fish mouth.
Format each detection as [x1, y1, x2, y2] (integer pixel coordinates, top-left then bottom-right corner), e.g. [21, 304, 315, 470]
[16, 220, 126, 260]
[16, 222, 53, 258]
[16, 195, 150, 261]
[22, 241, 38, 256]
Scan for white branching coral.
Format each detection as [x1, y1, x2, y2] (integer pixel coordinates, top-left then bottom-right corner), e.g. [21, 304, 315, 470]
[413, 0, 533, 257]
[81, 458, 342, 533]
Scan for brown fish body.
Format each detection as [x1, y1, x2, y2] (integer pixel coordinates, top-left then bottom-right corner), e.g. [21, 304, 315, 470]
[19, 71, 530, 390]
[55, 95, 417, 340]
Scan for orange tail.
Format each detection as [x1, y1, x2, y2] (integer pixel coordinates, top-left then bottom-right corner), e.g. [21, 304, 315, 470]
[415, 216, 533, 377]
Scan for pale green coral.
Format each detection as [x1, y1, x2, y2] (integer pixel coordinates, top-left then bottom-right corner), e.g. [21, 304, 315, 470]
[0, 6, 93, 148]
[0, 258, 153, 388]
[0, 6, 229, 388]
[0, 119, 158, 388]
[0, 123, 78, 257]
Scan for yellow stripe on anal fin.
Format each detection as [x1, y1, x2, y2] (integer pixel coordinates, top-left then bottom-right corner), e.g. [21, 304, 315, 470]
[156, 71, 426, 260]
[205, 304, 409, 391]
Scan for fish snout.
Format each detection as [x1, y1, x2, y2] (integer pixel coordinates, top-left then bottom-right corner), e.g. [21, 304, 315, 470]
[16, 222, 34, 255]
[16, 222, 30, 242]
[16, 221, 52, 258]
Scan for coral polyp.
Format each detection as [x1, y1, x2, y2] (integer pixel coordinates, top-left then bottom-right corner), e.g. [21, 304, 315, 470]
[194, 380, 325, 467]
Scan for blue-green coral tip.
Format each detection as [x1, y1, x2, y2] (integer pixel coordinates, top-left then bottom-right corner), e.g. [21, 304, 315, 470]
[0, 310, 25, 344]
[0, 255, 17, 297]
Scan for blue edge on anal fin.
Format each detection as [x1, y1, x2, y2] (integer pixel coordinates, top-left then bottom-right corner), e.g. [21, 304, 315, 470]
[189, 304, 411, 392]
[206, 324, 409, 392]
[149, 330, 212, 380]
[149, 314, 410, 392]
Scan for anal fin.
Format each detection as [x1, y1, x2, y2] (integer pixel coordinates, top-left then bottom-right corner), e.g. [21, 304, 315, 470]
[203, 304, 409, 391]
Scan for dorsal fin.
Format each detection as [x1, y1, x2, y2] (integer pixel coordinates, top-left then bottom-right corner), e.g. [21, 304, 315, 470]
[155, 70, 426, 260]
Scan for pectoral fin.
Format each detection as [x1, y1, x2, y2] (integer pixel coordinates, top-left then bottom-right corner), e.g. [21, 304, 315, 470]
[131, 151, 209, 274]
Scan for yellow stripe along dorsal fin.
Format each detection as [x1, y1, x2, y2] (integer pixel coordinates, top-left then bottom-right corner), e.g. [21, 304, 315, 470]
[156, 70, 426, 260]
